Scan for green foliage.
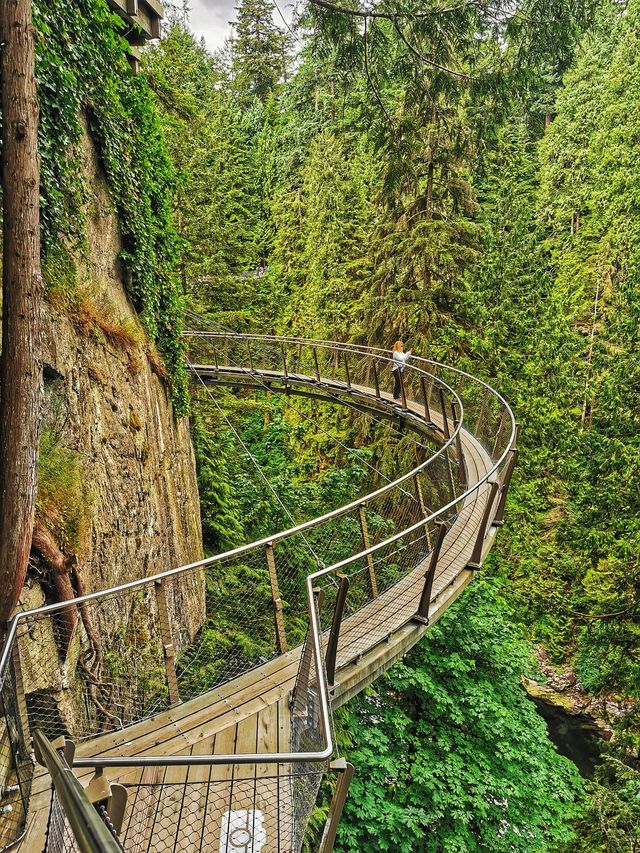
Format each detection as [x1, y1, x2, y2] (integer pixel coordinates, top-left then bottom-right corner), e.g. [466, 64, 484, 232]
[231, 0, 290, 105]
[32, 0, 188, 411]
[37, 430, 88, 552]
[337, 581, 583, 852]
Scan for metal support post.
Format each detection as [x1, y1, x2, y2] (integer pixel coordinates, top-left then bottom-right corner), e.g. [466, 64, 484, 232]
[415, 521, 447, 623]
[265, 543, 288, 653]
[325, 573, 349, 686]
[467, 481, 500, 569]
[358, 504, 378, 599]
[319, 758, 356, 853]
[154, 580, 181, 708]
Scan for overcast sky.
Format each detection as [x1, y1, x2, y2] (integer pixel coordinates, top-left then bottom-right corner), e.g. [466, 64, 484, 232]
[189, 0, 236, 51]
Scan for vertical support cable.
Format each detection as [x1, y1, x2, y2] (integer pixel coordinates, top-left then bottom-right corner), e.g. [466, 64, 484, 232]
[265, 543, 288, 653]
[415, 521, 447, 622]
[325, 573, 349, 686]
[467, 481, 500, 569]
[154, 580, 181, 708]
[358, 504, 378, 599]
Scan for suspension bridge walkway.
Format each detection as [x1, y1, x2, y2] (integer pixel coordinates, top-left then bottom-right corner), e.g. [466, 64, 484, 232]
[0, 332, 516, 853]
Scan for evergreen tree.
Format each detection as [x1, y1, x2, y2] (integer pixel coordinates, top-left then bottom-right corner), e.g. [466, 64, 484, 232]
[231, 0, 289, 104]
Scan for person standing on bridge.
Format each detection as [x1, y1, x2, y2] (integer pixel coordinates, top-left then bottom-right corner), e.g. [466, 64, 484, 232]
[392, 340, 411, 402]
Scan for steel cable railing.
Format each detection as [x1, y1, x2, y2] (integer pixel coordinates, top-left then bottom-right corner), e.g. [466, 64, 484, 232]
[0, 333, 515, 853]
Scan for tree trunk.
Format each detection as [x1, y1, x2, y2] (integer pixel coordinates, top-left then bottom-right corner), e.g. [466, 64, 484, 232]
[0, 0, 44, 624]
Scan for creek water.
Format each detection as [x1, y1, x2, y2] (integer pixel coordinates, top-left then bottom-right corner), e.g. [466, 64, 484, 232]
[533, 697, 604, 777]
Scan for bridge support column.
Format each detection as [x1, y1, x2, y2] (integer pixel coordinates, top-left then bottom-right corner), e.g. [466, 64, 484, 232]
[265, 543, 288, 654]
[325, 573, 349, 687]
[358, 504, 378, 599]
[467, 481, 500, 569]
[154, 580, 181, 708]
[414, 521, 447, 624]
[319, 759, 355, 853]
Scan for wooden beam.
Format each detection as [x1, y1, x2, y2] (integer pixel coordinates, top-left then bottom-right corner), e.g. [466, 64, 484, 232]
[265, 543, 288, 653]
[414, 521, 447, 623]
[325, 574, 349, 686]
[467, 481, 499, 569]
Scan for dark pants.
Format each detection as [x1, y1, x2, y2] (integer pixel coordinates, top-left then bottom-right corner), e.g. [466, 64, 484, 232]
[393, 369, 402, 399]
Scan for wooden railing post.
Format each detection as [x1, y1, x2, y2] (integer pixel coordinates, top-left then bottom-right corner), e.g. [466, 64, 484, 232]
[415, 521, 447, 623]
[438, 387, 451, 440]
[467, 481, 500, 569]
[265, 542, 288, 653]
[325, 573, 349, 687]
[399, 369, 408, 409]
[492, 448, 519, 528]
[292, 587, 324, 717]
[420, 375, 432, 423]
[319, 759, 355, 853]
[154, 580, 181, 708]
[358, 504, 378, 599]
[414, 474, 432, 551]
[281, 344, 289, 380]
[343, 350, 352, 390]
[492, 409, 507, 459]
[313, 347, 321, 382]
[452, 401, 467, 490]
[247, 340, 255, 373]
[11, 640, 31, 747]
[372, 360, 381, 399]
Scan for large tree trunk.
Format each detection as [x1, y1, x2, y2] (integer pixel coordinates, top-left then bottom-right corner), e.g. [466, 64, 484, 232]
[0, 0, 43, 624]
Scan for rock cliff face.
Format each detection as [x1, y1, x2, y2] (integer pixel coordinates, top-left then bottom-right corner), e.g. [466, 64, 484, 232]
[15, 124, 204, 734]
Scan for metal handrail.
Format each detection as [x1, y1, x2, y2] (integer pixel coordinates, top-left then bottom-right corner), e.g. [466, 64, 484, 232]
[33, 730, 122, 852]
[0, 338, 514, 775]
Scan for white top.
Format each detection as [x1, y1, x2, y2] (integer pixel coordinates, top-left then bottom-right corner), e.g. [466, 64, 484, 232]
[392, 350, 411, 371]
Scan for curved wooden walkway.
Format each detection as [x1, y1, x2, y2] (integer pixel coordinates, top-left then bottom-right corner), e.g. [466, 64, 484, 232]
[3, 336, 514, 853]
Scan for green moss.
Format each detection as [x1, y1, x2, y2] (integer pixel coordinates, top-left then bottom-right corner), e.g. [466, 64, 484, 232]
[32, 0, 188, 413]
[37, 430, 89, 553]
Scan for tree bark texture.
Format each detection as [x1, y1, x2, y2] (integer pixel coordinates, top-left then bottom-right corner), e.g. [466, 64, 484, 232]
[0, 0, 44, 623]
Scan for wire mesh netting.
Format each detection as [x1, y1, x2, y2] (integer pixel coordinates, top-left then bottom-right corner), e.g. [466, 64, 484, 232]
[0, 331, 515, 852]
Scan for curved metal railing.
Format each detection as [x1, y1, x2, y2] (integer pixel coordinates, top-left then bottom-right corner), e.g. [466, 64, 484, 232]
[0, 335, 516, 852]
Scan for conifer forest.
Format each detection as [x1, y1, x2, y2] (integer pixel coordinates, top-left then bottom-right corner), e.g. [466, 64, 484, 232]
[0, 0, 638, 851]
